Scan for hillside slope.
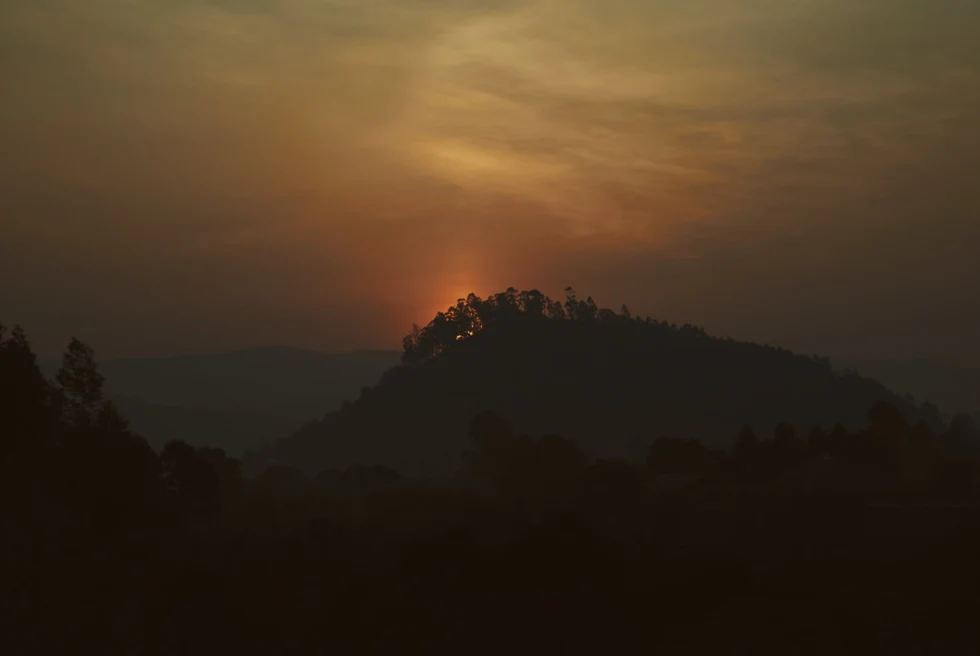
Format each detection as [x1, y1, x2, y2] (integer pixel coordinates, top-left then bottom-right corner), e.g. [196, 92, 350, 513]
[251, 290, 930, 477]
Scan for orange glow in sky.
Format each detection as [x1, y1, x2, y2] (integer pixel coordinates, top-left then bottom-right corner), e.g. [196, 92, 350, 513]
[1, 0, 979, 363]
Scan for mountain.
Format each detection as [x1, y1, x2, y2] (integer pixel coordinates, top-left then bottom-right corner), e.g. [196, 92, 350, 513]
[108, 395, 302, 454]
[250, 289, 932, 478]
[95, 346, 402, 419]
[41, 346, 402, 455]
[836, 358, 980, 416]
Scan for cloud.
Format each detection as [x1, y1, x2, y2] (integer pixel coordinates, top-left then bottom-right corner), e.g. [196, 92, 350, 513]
[0, 0, 978, 360]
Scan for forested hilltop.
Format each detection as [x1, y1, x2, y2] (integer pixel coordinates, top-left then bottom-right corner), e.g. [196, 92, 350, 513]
[252, 287, 941, 477]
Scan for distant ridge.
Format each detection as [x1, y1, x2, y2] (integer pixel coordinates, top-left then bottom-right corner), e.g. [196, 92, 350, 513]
[836, 358, 980, 416]
[41, 346, 402, 455]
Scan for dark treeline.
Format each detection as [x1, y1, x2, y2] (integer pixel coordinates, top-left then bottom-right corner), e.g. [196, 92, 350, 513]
[4, 317, 980, 653]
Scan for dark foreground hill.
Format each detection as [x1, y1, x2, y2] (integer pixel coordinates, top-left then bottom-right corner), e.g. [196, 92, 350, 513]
[250, 289, 934, 478]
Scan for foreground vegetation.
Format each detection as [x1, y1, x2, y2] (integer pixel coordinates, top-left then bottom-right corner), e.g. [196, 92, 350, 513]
[3, 320, 980, 653]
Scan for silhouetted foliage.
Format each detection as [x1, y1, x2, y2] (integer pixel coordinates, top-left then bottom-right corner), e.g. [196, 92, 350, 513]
[57, 337, 105, 419]
[402, 287, 603, 363]
[5, 318, 980, 654]
[647, 436, 716, 477]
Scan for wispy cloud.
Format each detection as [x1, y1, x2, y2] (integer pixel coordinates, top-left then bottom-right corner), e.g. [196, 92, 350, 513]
[1, 0, 977, 359]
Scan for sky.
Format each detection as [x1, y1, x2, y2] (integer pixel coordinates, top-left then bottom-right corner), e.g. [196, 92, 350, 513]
[2, 0, 978, 363]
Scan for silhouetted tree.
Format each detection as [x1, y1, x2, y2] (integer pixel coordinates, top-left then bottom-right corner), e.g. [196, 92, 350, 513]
[463, 411, 533, 495]
[0, 324, 57, 460]
[807, 425, 830, 457]
[647, 437, 713, 477]
[161, 441, 224, 518]
[463, 411, 588, 505]
[255, 465, 309, 499]
[57, 337, 106, 424]
[770, 422, 806, 470]
[733, 425, 759, 480]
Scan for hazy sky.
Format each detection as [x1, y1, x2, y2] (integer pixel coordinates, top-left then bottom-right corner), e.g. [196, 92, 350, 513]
[2, 0, 978, 362]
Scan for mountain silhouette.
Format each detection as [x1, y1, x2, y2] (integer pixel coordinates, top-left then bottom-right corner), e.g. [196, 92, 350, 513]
[837, 358, 980, 417]
[41, 346, 401, 455]
[107, 395, 301, 454]
[249, 288, 932, 477]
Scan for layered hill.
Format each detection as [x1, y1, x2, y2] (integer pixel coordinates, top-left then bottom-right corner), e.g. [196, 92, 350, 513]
[837, 358, 980, 417]
[249, 289, 932, 478]
[41, 347, 401, 455]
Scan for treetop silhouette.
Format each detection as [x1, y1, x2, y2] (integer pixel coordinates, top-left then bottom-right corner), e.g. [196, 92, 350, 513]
[402, 287, 630, 364]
